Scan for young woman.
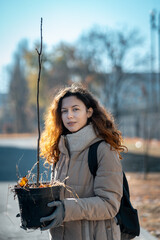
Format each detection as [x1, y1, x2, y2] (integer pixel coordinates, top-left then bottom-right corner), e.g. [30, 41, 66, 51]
[40, 84, 126, 240]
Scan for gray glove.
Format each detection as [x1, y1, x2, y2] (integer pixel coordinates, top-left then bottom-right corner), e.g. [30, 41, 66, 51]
[40, 201, 65, 231]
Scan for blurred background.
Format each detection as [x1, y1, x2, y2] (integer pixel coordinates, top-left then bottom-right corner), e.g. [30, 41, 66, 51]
[0, 0, 160, 239]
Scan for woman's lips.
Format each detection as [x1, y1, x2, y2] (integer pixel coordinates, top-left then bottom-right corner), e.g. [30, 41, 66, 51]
[67, 122, 76, 126]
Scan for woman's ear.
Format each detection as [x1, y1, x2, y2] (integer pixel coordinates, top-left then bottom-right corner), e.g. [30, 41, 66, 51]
[87, 108, 93, 118]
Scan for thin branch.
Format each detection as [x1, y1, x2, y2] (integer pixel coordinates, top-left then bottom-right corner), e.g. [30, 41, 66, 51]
[36, 17, 43, 186]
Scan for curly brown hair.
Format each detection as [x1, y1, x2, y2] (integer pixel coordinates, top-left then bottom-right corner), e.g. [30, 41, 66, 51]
[40, 84, 127, 164]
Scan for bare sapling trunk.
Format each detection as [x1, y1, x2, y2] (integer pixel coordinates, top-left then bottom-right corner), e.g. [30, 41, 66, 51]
[36, 18, 43, 186]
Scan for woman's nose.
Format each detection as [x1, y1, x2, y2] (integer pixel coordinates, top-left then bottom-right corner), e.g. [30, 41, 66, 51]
[67, 110, 73, 118]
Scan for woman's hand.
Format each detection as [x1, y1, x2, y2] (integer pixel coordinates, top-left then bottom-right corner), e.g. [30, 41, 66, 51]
[40, 201, 65, 231]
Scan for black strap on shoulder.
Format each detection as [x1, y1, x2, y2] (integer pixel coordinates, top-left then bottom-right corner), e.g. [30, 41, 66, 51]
[88, 140, 130, 199]
[123, 172, 130, 199]
[88, 140, 104, 178]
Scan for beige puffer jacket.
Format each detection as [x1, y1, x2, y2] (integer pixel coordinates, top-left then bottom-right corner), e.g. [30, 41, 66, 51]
[50, 124, 123, 240]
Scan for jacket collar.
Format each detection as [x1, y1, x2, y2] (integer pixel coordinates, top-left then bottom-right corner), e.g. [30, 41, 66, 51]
[58, 124, 98, 154]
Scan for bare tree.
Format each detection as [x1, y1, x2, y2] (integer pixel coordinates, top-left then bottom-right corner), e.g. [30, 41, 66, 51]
[77, 26, 146, 120]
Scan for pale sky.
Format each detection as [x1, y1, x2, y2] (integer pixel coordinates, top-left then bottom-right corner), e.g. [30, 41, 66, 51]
[1, 0, 160, 93]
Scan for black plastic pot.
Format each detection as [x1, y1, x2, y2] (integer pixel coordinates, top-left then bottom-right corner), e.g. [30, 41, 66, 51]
[15, 184, 61, 230]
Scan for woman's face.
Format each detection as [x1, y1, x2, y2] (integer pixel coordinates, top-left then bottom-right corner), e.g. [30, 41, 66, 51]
[61, 96, 93, 133]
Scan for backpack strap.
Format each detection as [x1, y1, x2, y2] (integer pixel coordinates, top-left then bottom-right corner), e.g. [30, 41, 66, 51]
[88, 141, 130, 198]
[123, 172, 130, 199]
[88, 140, 104, 178]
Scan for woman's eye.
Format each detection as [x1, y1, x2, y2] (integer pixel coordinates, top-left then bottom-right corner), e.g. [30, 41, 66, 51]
[73, 108, 79, 111]
[61, 110, 67, 113]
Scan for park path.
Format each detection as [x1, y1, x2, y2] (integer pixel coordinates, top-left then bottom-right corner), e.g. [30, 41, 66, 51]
[136, 228, 158, 240]
[0, 135, 37, 149]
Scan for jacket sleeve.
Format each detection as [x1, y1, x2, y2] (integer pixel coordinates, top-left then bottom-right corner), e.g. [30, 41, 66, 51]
[63, 142, 123, 222]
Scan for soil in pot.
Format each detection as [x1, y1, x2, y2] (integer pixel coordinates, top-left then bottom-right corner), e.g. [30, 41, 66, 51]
[15, 184, 61, 230]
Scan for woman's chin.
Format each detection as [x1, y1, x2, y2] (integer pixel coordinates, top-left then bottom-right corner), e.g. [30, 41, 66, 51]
[67, 125, 87, 133]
